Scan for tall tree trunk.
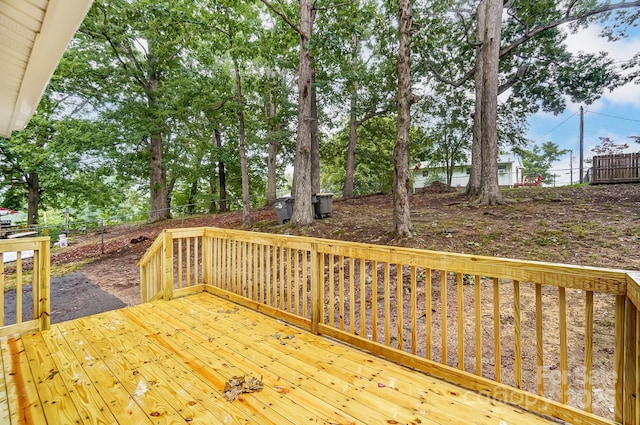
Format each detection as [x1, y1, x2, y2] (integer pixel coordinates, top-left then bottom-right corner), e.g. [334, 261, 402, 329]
[148, 132, 169, 222]
[26, 172, 39, 226]
[266, 81, 279, 205]
[209, 131, 218, 213]
[465, 0, 486, 198]
[188, 179, 198, 215]
[146, 50, 170, 223]
[393, 0, 413, 239]
[474, 0, 504, 205]
[234, 58, 252, 227]
[344, 33, 359, 199]
[215, 129, 228, 213]
[310, 68, 320, 195]
[344, 93, 358, 198]
[166, 176, 177, 213]
[290, 0, 315, 226]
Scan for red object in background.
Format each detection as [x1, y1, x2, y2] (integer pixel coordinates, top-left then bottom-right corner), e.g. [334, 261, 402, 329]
[0, 207, 17, 216]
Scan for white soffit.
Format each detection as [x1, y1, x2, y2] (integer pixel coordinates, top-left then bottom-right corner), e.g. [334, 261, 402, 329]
[0, 0, 93, 138]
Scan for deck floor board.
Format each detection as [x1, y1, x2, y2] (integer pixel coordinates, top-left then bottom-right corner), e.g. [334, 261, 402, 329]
[0, 292, 561, 424]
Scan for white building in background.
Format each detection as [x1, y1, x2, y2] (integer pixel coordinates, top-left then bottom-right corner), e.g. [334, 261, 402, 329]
[413, 154, 523, 190]
[0, 208, 26, 225]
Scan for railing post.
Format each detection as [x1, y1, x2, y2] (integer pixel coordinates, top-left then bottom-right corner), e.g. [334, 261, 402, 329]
[139, 263, 146, 303]
[163, 230, 174, 300]
[310, 242, 320, 335]
[39, 238, 50, 331]
[202, 230, 212, 286]
[623, 297, 637, 425]
[615, 295, 626, 422]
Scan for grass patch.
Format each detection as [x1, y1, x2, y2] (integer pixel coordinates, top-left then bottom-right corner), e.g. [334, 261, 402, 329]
[534, 229, 567, 247]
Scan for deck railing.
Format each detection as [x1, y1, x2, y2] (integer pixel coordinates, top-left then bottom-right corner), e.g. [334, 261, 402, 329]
[0, 237, 50, 336]
[139, 227, 640, 425]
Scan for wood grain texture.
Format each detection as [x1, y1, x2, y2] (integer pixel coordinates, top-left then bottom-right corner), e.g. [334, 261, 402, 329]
[0, 293, 569, 425]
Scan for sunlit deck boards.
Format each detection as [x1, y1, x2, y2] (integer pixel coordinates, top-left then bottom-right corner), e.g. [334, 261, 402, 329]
[0, 293, 561, 424]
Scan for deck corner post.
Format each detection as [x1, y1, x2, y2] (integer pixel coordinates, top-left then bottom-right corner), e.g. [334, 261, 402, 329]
[39, 238, 51, 331]
[202, 229, 212, 286]
[310, 242, 321, 335]
[614, 294, 627, 423]
[163, 230, 174, 301]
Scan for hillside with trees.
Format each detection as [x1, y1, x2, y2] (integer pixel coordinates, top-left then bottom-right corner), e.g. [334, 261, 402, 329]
[1, 0, 639, 238]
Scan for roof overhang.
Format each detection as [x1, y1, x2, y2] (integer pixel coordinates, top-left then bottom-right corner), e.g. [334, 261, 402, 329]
[0, 0, 93, 138]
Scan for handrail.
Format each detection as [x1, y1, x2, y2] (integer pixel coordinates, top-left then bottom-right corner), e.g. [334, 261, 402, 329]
[0, 237, 50, 336]
[139, 227, 639, 424]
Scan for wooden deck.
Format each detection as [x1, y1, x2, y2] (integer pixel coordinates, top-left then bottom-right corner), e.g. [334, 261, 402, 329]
[0, 293, 561, 425]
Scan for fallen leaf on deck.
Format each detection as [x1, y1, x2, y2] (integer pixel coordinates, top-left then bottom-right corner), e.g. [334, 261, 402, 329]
[223, 375, 264, 402]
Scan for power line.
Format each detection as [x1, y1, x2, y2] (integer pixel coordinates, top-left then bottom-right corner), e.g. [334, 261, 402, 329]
[532, 111, 579, 142]
[586, 110, 640, 123]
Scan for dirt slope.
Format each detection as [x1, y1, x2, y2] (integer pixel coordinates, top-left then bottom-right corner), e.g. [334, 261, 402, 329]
[52, 183, 639, 308]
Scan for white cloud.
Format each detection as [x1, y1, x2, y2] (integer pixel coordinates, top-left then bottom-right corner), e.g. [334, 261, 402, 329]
[563, 24, 640, 108]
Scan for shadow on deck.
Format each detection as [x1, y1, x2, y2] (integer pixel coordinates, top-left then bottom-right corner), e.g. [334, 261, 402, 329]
[0, 292, 559, 424]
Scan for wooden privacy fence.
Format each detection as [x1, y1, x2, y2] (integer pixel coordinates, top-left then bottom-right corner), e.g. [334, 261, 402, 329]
[139, 228, 640, 425]
[0, 237, 50, 336]
[591, 153, 640, 184]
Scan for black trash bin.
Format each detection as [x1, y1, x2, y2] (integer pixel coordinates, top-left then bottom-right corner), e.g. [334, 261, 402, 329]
[314, 193, 333, 219]
[274, 197, 294, 224]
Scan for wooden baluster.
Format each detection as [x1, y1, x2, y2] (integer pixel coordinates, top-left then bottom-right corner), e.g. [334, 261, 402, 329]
[493, 277, 501, 383]
[536, 283, 545, 396]
[32, 249, 40, 319]
[397, 264, 403, 351]
[475, 275, 482, 376]
[614, 295, 625, 423]
[514, 280, 522, 389]
[349, 257, 355, 334]
[302, 250, 308, 318]
[266, 246, 272, 306]
[559, 286, 568, 404]
[186, 237, 192, 288]
[372, 261, 378, 342]
[457, 273, 464, 370]
[624, 298, 637, 424]
[310, 243, 320, 334]
[411, 266, 417, 355]
[384, 262, 390, 346]
[287, 247, 291, 310]
[253, 243, 258, 302]
[279, 246, 285, 310]
[194, 236, 199, 284]
[318, 253, 325, 324]
[339, 255, 345, 331]
[178, 238, 183, 289]
[16, 253, 22, 324]
[360, 259, 366, 338]
[441, 270, 447, 365]
[328, 254, 334, 327]
[425, 268, 432, 360]
[584, 290, 593, 412]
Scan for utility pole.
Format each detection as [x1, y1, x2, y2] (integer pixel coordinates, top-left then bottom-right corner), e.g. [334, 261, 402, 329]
[579, 106, 584, 184]
[569, 150, 573, 185]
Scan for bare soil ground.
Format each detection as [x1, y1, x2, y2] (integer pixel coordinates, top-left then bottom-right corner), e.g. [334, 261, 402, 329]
[51, 183, 639, 310]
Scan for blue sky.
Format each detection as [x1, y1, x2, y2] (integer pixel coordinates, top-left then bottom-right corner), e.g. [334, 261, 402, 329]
[524, 23, 640, 186]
